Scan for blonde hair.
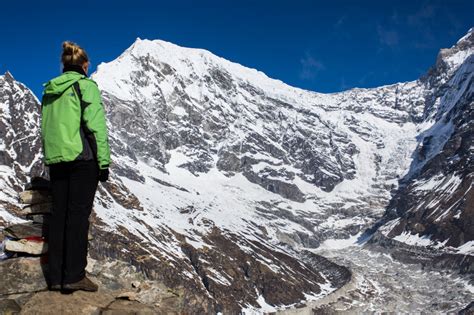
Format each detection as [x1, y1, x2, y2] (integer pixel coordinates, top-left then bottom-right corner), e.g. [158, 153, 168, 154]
[61, 41, 89, 67]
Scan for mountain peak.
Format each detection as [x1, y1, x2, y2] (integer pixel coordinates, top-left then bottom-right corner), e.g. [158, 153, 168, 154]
[420, 28, 474, 86]
[93, 37, 305, 102]
[126, 37, 211, 60]
[2, 70, 15, 82]
[439, 27, 474, 69]
[456, 27, 474, 45]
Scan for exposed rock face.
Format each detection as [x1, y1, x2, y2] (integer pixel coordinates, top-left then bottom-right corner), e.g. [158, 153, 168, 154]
[88, 220, 350, 313]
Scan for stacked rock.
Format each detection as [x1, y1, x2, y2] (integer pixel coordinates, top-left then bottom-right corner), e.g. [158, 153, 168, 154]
[0, 177, 51, 259]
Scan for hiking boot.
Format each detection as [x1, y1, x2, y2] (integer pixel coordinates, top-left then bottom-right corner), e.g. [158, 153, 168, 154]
[49, 284, 61, 291]
[62, 276, 98, 292]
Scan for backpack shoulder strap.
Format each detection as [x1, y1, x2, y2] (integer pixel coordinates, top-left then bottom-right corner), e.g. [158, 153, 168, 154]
[72, 81, 89, 113]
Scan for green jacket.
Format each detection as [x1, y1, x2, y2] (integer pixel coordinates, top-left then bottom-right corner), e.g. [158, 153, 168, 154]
[41, 71, 110, 170]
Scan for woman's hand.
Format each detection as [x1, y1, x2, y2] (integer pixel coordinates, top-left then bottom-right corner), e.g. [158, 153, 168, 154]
[98, 168, 109, 182]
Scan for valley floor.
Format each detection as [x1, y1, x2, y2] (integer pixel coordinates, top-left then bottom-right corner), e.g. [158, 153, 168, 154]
[279, 243, 473, 314]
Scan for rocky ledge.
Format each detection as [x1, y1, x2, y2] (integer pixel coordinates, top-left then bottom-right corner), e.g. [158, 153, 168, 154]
[0, 256, 185, 314]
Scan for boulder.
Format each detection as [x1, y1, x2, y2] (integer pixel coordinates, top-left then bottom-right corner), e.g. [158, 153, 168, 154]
[0, 299, 21, 314]
[4, 238, 47, 255]
[0, 257, 48, 295]
[3, 222, 45, 239]
[21, 203, 52, 215]
[19, 190, 51, 205]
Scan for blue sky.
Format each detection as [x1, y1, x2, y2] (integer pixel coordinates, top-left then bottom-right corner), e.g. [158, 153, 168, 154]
[1, 0, 472, 98]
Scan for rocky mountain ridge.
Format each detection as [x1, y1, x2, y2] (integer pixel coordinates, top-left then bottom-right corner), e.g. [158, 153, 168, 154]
[375, 30, 473, 253]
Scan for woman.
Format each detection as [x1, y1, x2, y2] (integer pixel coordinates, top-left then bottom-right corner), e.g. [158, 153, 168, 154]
[41, 41, 111, 291]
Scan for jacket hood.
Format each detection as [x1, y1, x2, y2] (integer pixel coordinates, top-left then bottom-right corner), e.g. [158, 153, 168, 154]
[43, 71, 85, 95]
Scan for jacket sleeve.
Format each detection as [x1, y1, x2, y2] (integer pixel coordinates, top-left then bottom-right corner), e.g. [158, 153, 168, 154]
[80, 80, 111, 170]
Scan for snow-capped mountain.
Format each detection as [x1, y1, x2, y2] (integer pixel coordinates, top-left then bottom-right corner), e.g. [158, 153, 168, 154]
[0, 28, 472, 313]
[374, 30, 473, 254]
[0, 72, 43, 225]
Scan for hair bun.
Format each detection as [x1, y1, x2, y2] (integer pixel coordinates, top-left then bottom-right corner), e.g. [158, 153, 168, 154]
[61, 41, 89, 67]
[62, 41, 76, 55]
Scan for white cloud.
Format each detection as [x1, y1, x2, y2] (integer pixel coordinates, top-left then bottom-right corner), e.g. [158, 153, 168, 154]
[299, 52, 325, 80]
[377, 25, 400, 48]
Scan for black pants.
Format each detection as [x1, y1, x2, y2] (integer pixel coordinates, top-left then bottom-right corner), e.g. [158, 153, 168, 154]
[48, 159, 99, 285]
